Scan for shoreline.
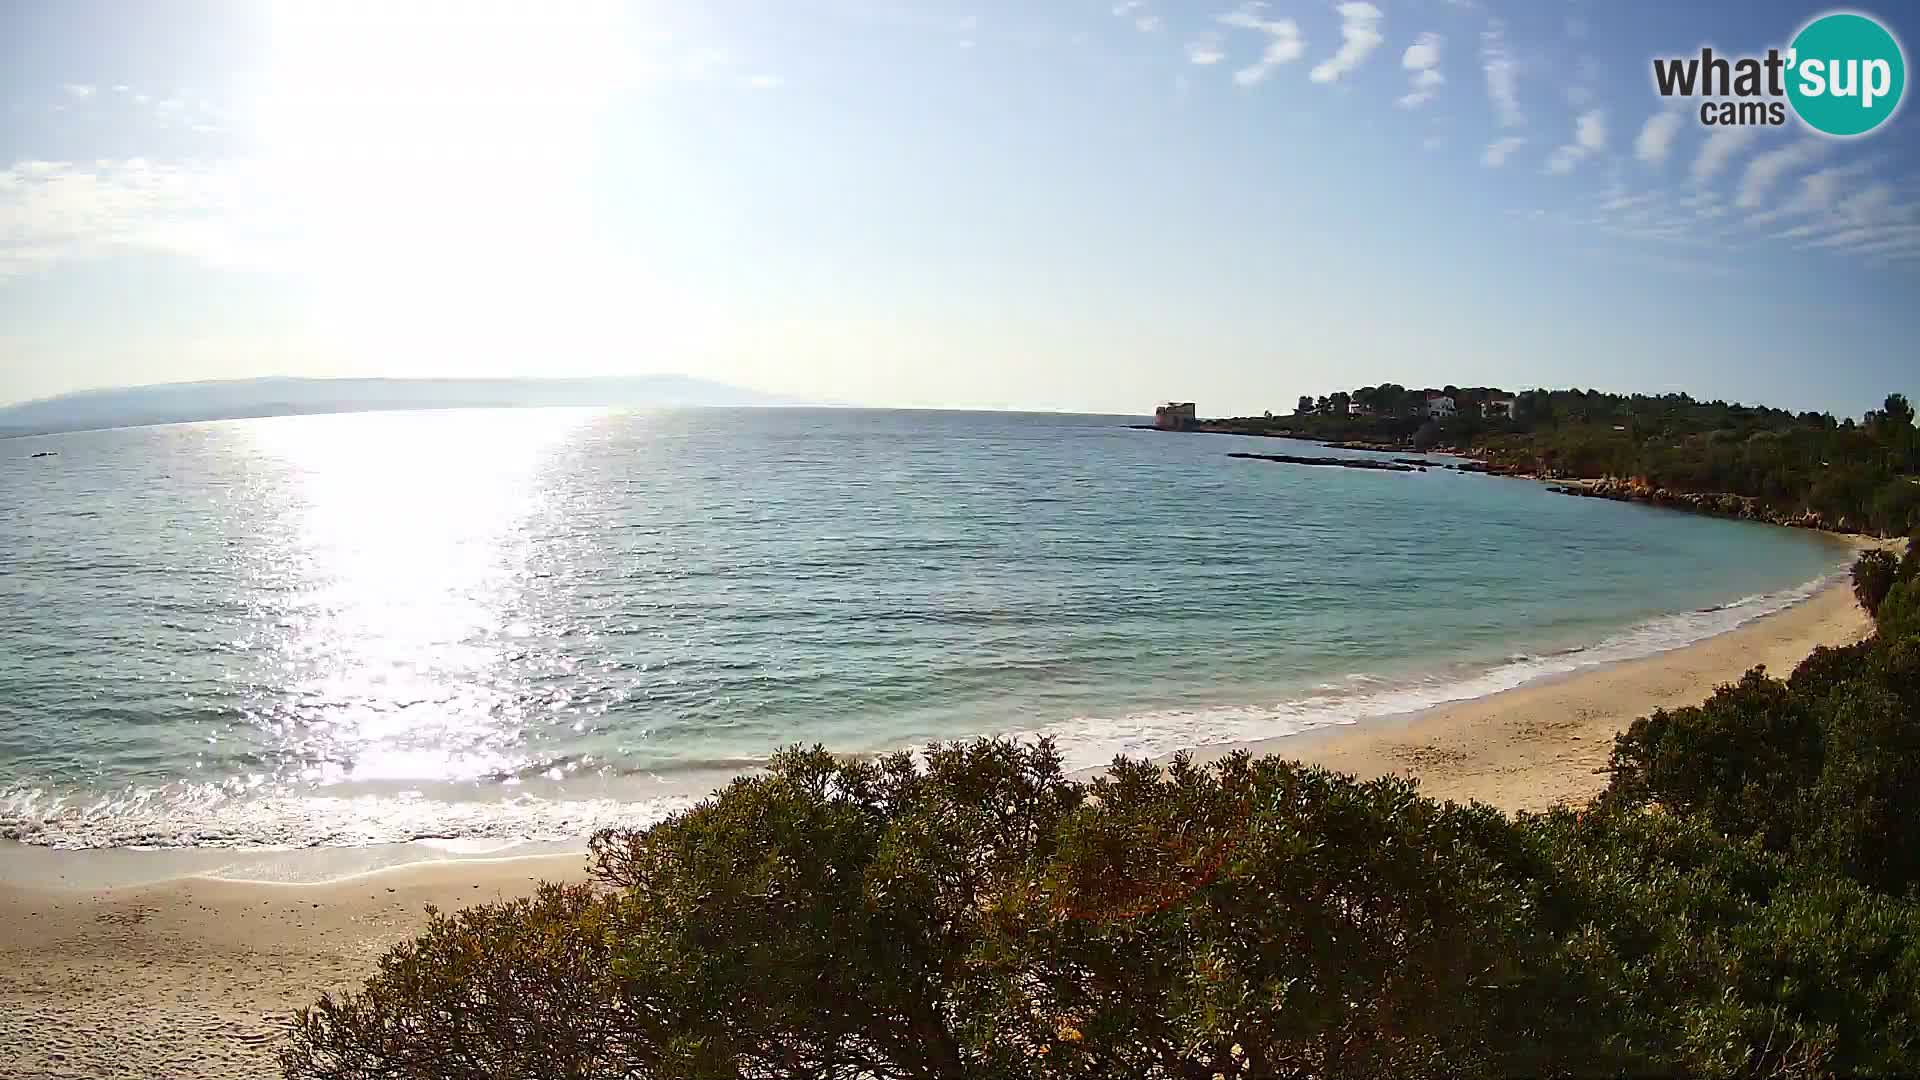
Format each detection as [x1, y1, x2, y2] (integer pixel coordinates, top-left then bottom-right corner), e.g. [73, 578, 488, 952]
[1133, 424, 1901, 543]
[1, 539, 1870, 879]
[1220, 556, 1879, 810]
[0, 559, 1886, 1077]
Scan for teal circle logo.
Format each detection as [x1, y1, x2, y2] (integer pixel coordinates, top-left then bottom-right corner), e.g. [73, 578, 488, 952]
[1787, 12, 1906, 136]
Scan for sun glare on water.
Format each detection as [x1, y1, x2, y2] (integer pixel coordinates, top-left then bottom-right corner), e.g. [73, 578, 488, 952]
[239, 409, 593, 788]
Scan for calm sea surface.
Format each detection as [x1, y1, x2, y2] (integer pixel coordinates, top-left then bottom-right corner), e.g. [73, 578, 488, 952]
[0, 408, 1852, 849]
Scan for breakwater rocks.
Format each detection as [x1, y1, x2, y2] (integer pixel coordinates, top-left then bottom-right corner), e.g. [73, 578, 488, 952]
[1227, 452, 1518, 476]
[1228, 452, 1417, 472]
[1547, 478, 1840, 531]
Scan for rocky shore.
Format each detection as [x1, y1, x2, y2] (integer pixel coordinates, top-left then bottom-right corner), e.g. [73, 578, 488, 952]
[1546, 477, 1842, 532]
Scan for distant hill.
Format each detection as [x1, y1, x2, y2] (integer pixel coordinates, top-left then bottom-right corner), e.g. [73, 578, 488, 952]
[0, 375, 808, 438]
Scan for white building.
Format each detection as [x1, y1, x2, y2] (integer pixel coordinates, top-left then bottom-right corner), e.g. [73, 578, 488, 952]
[1426, 392, 1456, 419]
[1482, 396, 1517, 419]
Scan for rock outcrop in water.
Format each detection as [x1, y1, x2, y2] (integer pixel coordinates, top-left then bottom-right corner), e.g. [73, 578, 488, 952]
[1547, 478, 1842, 532]
[1228, 452, 1417, 472]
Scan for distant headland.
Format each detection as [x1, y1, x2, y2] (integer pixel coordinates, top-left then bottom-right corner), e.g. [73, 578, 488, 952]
[1138, 385, 1920, 539]
[0, 375, 805, 439]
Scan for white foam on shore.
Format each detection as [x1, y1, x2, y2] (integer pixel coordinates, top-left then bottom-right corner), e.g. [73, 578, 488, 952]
[1025, 569, 1843, 773]
[0, 570, 1843, 851]
[0, 787, 699, 851]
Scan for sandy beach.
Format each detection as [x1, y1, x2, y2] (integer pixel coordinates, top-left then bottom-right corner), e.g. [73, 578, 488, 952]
[0, 566, 1881, 1079]
[1270, 565, 1877, 810]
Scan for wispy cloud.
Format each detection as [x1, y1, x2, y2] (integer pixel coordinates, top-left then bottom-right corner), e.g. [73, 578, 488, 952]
[1480, 19, 1521, 127]
[1747, 159, 1879, 228]
[1633, 110, 1684, 167]
[1482, 135, 1526, 167]
[1679, 190, 1727, 220]
[1309, 2, 1385, 84]
[62, 84, 95, 100]
[1733, 137, 1830, 210]
[1600, 190, 1663, 215]
[1113, 1, 1161, 33]
[0, 158, 246, 279]
[1690, 126, 1756, 186]
[1767, 180, 1918, 263]
[1564, 56, 1601, 108]
[1218, 3, 1306, 87]
[1834, 183, 1898, 228]
[1397, 32, 1444, 108]
[1545, 109, 1606, 175]
[1187, 33, 1226, 65]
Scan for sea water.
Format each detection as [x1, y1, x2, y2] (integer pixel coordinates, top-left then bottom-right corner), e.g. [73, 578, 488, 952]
[0, 407, 1852, 849]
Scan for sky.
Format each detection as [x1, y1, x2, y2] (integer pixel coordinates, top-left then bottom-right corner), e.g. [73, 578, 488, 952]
[0, 0, 1915, 418]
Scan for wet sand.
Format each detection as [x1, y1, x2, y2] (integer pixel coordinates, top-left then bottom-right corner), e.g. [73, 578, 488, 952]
[0, 566, 1881, 1078]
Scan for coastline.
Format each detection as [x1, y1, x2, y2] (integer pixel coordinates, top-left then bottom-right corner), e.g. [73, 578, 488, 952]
[1230, 563, 1877, 810]
[0, 560, 1885, 1078]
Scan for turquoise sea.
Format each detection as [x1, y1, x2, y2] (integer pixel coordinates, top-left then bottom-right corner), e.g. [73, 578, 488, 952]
[0, 408, 1853, 850]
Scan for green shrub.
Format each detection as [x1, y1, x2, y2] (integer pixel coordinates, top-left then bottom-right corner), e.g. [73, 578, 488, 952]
[280, 883, 634, 1080]
[1025, 755, 1611, 1079]
[1854, 549, 1901, 616]
[285, 735, 1920, 1080]
[1710, 876, 1920, 1074]
[1605, 668, 1820, 849]
[1787, 639, 1875, 704]
[1797, 682, 1920, 894]
[1880, 578, 1920, 640]
[1519, 805, 1920, 1077]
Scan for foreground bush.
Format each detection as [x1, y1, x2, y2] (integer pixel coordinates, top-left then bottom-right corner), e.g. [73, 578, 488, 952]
[1881, 578, 1920, 640]
[286, 744, 1593, 1078]
[286, 543, 1920, 1079]
[1606, 607, 1920, 892]
[285, 732, 1920, 1079]
[283, 883, 635, 1079]
[1603, 668, 1819, 849]
[1853, 548, 1901, 615]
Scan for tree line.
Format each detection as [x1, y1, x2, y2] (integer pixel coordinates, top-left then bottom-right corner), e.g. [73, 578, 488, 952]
[1256, 387, 1919, 536]
[284, 535, 1920, 1078]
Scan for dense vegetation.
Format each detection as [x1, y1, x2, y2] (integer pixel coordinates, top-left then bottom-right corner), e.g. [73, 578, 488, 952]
[285, 540, 1920, 1080]
[1238, 387, 1920, 536]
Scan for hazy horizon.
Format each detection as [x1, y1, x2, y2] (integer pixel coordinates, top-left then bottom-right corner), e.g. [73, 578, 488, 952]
[0, 370, 1898, 424]
[2, 1, 1916, 418]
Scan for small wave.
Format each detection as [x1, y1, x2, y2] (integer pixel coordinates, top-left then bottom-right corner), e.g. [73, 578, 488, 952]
[1023, 569, 1841, 773]
[1, 571, 1842, 850]
[0, 785, 698, 850]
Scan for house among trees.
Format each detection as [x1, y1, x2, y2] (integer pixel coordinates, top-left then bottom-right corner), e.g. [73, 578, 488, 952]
[1154, 402, 1197, 430]
[1425, 391, 1456, 418]
[1482, 396, 1518, 419]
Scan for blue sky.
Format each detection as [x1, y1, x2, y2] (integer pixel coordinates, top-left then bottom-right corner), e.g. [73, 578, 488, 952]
[0, 0, 1915, 417]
